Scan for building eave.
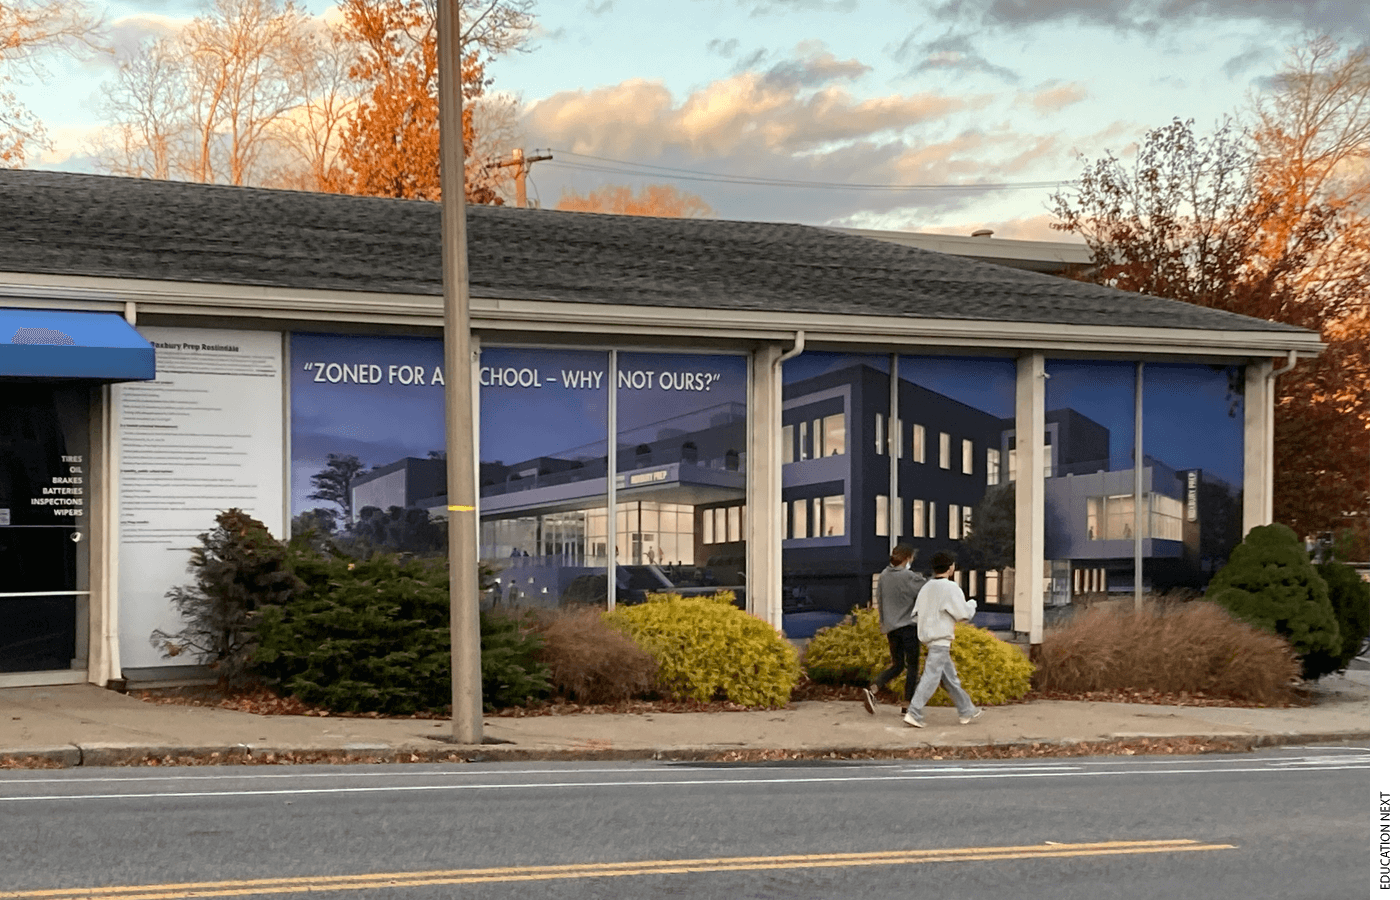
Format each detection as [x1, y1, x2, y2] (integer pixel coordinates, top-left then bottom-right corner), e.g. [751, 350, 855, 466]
[0, 270, 1324, 360]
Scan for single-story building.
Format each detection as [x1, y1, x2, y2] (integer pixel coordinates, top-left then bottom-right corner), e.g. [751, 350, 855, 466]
[0, 168, 1322, 688]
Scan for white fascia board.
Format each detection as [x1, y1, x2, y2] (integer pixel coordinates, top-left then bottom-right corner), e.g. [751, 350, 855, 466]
[0, 271, 1322, 359]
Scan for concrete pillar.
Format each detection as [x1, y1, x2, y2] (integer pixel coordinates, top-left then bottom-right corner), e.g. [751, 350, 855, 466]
[1014, 353, 1045, 644]
[750, 343, 783, 630]
[1242, 359, 1272, 534]
[87, 383, 120, 685]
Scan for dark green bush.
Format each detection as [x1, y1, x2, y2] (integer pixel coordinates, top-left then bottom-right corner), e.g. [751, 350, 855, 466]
[1301, 561, 1370, 680]
[153, 509, 303, 689]
[253, 545, 548, 714]
[253, 552, 452, 714]
[480, 609, 552, 710]
[1205, 523, 1341, 676]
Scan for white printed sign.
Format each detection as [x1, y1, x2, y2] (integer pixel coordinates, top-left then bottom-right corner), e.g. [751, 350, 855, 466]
[115, 327, 284, 670]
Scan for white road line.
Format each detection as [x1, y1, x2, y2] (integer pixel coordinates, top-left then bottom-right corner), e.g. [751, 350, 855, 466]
[0, 752, 1364, 788]
[0, 762, 1369, 803]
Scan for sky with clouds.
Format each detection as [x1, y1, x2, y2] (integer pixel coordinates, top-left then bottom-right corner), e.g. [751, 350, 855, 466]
[14, 0, 1371, 240]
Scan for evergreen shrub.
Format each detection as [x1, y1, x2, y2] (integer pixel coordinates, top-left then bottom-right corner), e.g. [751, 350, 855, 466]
[802, 607, 1034, 706]
[536, 607, 657, 704]
[1302, 561, 1370, 680]
[605, 592, 800, 707]
[153, 509, 303, 688]
[253, 546, 549, 713]
[1205, 523, 1341, 677]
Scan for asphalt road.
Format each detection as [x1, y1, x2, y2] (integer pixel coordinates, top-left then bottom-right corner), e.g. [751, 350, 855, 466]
[0, 746, 1368, 900]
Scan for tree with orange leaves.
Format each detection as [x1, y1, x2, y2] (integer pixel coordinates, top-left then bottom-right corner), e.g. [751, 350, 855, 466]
[333, 0, 532, 203]
[1049, 37, 1368, 556]
[557, 184, 714, 218]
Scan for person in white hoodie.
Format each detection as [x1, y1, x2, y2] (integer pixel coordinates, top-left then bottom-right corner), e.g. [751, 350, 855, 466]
[903, 550, 981, 728]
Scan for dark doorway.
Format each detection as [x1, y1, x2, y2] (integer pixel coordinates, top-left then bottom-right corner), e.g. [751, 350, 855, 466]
[0, 384, 89, 672]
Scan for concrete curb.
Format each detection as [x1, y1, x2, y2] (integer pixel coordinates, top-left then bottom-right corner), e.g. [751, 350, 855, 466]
[0, 730, 1369, 768]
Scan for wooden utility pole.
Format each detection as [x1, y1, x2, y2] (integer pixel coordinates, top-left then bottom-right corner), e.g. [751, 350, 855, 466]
[487, 148, 553, 208]
[436, 0, 482, 745]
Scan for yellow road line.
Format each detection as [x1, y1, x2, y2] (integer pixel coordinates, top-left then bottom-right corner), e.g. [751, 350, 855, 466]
[1, 840, 1236, 899]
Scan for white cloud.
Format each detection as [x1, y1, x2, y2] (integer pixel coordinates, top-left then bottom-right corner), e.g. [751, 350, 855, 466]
[1024, 82, 1089, 114]
[523, 66, 961, 159]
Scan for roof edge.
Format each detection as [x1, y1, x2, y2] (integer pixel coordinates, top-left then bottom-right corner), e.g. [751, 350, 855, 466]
[0, 272, 1325, 360]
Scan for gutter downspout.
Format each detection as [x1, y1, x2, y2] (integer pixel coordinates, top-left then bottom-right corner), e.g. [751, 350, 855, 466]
[1263, 350, 1298, 524]
[771, 332, 805, 630]
[889, 353, 899, 554]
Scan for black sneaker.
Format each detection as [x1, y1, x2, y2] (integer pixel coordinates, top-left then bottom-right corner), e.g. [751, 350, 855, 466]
[861, 687, 877, 716]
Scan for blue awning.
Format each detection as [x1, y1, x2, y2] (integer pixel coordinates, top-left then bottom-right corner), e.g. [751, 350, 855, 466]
[1, 308, 155, 381]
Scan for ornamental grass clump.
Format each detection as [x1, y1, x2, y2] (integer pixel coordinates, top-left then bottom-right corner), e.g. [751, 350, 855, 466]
[605, 592, 800, 707]
[535, 606, 658, 704]
[802, 606, 1034, 707]
[1033, 600, 1299, 704]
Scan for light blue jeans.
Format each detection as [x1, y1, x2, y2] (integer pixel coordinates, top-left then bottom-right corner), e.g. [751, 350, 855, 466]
[907, 642, 977, 720]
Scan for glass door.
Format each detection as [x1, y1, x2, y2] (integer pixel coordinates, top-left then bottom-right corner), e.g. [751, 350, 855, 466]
[0, 384, 90, 672]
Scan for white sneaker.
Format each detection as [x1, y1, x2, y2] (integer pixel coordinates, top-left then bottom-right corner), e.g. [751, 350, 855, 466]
[959, 708, 983, 725]
[902, 711, 925, 728]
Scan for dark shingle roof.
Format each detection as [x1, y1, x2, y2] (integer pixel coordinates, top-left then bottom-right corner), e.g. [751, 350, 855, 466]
[0, 169, 1307, 335]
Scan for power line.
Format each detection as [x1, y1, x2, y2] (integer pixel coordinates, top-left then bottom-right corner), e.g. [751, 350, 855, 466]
[540, 149, 1070, 192]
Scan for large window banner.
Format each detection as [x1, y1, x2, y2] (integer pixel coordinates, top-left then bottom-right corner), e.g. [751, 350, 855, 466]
[117, 327, 284, 669]
[613, 351, 748, 607]
[1142, 363, 1244, 586]
[1041, 360, 1243, 597]
[290, 338, 750, 611]
[478, 347, 608, 608]
[290, 333, 447, 555]
[779, 352, 1016, 637]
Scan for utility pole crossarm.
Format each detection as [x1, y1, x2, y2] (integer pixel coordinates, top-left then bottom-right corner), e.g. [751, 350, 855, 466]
[486, 148, 553, 208]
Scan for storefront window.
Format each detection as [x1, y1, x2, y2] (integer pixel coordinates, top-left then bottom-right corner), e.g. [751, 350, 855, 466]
[1041, 360, 1137, 597]
[1142, 363, 1244, 588]
[479, 347, 609, 608]
[616, 351, 748, 603]
[896, 355, 1016, 603]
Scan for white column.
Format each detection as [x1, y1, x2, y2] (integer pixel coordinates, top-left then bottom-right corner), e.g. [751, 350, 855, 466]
[750, 343, 783, 629]
[1014, 353, 1045, 643]
[1242, 359, 1272, 534]
[87, 383, 120, 685]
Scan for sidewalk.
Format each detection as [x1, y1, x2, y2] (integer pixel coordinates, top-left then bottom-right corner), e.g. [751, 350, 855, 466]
[0, 669, 1369, 768]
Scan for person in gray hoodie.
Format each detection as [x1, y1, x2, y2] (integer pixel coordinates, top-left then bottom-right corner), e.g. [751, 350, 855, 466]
[863, 544, 926, 715]
[903, 550, 981, 727]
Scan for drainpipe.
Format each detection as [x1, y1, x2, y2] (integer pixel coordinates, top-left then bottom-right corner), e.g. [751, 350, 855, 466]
[888, 353, 899, 554]
[771, 332, 804, 630]
[1263, 351, 1298, 524]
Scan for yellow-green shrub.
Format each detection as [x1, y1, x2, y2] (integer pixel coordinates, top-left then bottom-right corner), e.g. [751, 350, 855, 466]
[604, 592, 800, 707]
[803, 606, 1034, 706]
